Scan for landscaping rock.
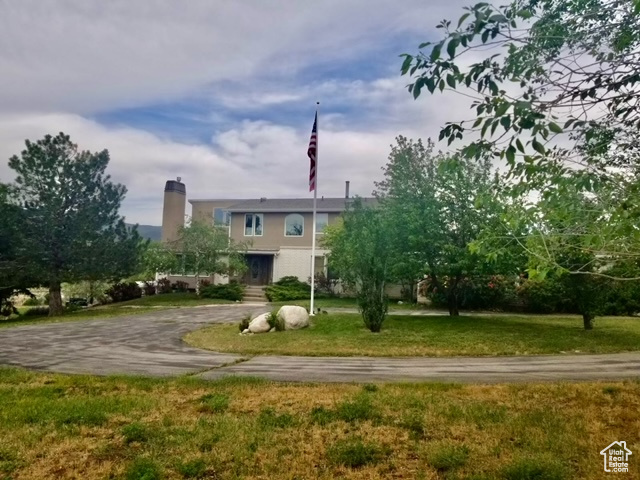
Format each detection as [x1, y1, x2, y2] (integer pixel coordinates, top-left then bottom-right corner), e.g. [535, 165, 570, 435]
[241, 328, 250, 334]
[248, 313, 271, 333]
[278, 305, 310, 330]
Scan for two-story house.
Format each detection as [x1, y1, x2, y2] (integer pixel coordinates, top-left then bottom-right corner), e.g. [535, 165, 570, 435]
[161, 178, 376, 286]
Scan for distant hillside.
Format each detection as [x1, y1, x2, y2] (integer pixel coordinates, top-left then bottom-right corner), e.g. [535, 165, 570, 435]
[126, 223, 162, 242]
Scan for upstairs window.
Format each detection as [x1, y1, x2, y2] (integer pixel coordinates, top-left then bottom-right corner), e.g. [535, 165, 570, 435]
[245, 213, 263, 236]
[213, 208, 230, 227]
[284, 213, 304, 236]
[316, 213, 329, 233]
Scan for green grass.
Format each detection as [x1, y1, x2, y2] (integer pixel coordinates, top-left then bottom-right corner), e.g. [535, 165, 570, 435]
[117, 292, 234, 307]
[271, 297, 434, 310]
[0, 367, 637, 479]
[185, 313, 640, 356]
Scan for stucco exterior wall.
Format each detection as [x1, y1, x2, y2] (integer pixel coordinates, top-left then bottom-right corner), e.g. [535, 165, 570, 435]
[230, 212, 339, 249]
[273, 247, 329, 282]
[190, 200, 247, 224]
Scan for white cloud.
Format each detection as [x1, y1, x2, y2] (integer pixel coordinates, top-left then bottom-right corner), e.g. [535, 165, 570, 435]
[0, 0, 477, 225]
[0, 0, 466, 114]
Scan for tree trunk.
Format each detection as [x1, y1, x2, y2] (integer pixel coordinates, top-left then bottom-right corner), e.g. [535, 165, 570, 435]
[48, 281, 64, 316]
[448, 298, 460, 316]
[195, 275, 200, 296]
[447, 279, 460, 317]
[582, 312, 594, 330]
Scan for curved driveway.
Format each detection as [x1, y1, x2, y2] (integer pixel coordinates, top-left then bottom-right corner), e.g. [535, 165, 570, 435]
[1, 305, 639, 383]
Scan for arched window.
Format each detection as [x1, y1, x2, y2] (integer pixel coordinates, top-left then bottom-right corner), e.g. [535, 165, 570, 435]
[284, 213, 304, 236]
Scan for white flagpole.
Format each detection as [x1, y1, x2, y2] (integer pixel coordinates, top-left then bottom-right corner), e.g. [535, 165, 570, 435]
[310, 102, 319, 316]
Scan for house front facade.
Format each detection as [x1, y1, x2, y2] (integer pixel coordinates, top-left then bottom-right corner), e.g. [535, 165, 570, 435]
[161, 178, 375, 286]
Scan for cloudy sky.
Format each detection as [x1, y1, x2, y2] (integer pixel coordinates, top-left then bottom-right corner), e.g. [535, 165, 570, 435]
[0, 0, 470, 225]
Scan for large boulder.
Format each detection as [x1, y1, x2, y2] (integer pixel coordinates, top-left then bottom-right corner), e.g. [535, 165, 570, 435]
[248, 313, 271, 333]
[278, 305, 310, 330]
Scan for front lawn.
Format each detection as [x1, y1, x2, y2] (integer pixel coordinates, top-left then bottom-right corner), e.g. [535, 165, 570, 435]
[0, 367, 637, 479]
[117, 292, 234, 307]
[271, 297, 435, 310]
[185, 313, 640, 356]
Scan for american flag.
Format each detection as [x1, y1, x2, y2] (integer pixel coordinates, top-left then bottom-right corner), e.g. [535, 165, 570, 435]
[307, 112, 317, 192]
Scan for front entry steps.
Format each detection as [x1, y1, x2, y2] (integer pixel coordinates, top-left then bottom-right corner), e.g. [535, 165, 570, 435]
[243, 285, 267, 303]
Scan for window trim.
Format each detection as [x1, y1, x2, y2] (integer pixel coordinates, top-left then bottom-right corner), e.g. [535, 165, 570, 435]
[284, 213, 305, 237]
[244, 213, 264, 237]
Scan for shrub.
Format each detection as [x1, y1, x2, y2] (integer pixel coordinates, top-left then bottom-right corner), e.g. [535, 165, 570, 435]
[265, 276, 311, 302]
[312, 272, 339, 297]
[266, 308, 285, 331]
[422, 275, 520, 311]
[172, 281, 189, 292]
[65, 303, 82, 312]
[95, 294, 111, 305]
[142, 282, 156, 296]
[22, 296, 41, 306]
[327, 437, 385, 468]
[156, 278, 172, 294]
[275, 276, 307, 287]
[357, 285, 388, 332]
[20, 306, 50, 317]
[598, 273, 640, 315]
[238, 314, 250, 332]
[67, 297, 88, 307]
[516, 277, 576, 314]
[106, 282, 142, 303]
[200, 283, 244, 301]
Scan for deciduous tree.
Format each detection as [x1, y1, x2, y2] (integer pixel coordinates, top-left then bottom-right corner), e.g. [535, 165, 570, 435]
[174, 220, 247, 295]
[324, 200, 392, 332]
[375, 136, 509, 316]
[401, 0, 640, 278]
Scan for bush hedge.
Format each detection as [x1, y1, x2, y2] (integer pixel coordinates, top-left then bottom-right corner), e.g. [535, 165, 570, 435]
[156, 278, 172, 294]
[22, 297, 42, 306]
[172, 281, 189, 292]
[200, 283, 244, 301]
[265, 276, 311, 302]
[142, 282, 156, 296]
[422, 273, 640, 316]
[106, 282, 142, 303]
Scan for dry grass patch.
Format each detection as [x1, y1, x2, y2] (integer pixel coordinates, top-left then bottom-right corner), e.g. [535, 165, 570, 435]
[0, 368, 638, 479]
[185, 313, 640, 356]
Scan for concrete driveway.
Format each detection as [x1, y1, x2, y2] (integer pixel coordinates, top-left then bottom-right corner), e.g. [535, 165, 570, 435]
[1, 305, 639, 383]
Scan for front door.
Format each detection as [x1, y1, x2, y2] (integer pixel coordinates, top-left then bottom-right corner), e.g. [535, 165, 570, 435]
[244, 255, 272, 285]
